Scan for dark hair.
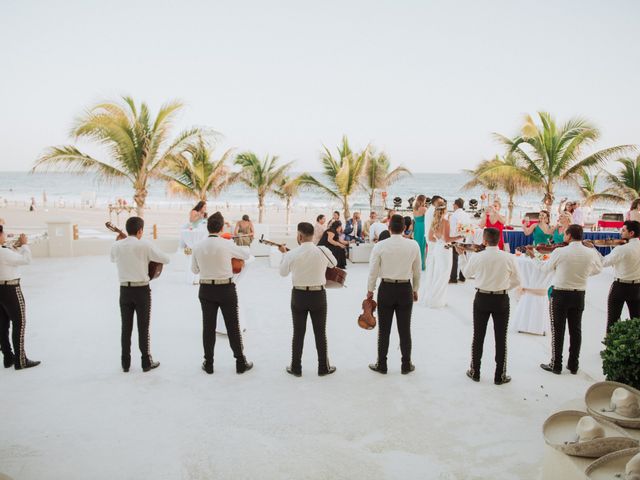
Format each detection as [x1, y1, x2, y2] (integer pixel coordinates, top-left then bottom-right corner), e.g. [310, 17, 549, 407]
[565, 224, 584, 241]
[631, 199, 640, 210]
[389, 214, 404, 234]
[0, 225, 3, 234]
[207, 214, 224, 233]
[125, 217, 144, 236]
[431, 195, 443, 203]
[333, 211, 340, 217]
[316, 214, 325, 222]
[454, 198, 464, 209]
[624, 220, 640, 238]
[328, 220, 342, 233]
[193, 201, 206, 213]
[378, 230, 391, 241]
[242, 214, 250, 221]
[483, 227, 500, 246]
[403, 216, 412, 228]
[297, 222, 314, 238]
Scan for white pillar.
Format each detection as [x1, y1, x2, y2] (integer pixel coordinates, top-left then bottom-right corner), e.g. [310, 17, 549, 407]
[46, 219, 73, 257]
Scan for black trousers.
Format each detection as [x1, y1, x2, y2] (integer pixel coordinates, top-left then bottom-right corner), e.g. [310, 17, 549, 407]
[119, 285, 152, 367]
[450, 248, 466, 282]
[377, 281, 413, 368]
[290, 289, 330, 374]
[199, 283, 245, 365]
[549, 289, 585, 371]
[470, 292, 509, 381]
[329, 245, 347, 269]
[0, 284, 27, 368]
[607, 281, 640, 333]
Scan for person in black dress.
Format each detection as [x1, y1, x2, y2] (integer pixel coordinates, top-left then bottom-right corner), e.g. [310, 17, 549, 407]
[318, 221, 348, 269]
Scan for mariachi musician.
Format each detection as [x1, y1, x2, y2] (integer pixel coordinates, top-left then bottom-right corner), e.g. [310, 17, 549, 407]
[602, 220, 640, 333]
[110, 216, 170, 373]
[192, 212, 252, 375]
[278, 222, 337, 377]
[0, 225, 40, 370]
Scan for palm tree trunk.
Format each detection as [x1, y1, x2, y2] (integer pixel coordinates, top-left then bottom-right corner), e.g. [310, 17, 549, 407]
[133, 188, 148, 218]
[285, 197, 291, 225]
[507, 194, 515, 225]
[343, 196, 350, 220]
[369, 190, 375, 211]
[258, 194, 265, 223]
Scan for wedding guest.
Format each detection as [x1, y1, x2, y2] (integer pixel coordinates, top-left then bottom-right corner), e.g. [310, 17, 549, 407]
[327, 211, 341, 229]
[413, 195, 427, 270]
[313, 214, 327, 244]
[602, 220, 640, 333]
[110, 217, 170, 373]
[368, 218, 388, 243]
[523, 210, 553, 245]
[449, 198, 470, 283]
[367, 214, 421, 375]
[456, 227, 520, 385]
[570, 202, 585, 226]
[536, 225, 602, 375]
[29, 197, 36, 212]
[363, 211, 378, 240]
[479, 199, 506, 250]
[552, 213, 572, 244]
[344, 212, 364, 243]
[625, 199, 640, 223]
[234, 214, 254, 247]
[318, 221, 348, 269]
[279, 222, 337, 377]
[0, 225, 40, 370]
[189, 201, 207, 228]
[403, 216, 413, 238]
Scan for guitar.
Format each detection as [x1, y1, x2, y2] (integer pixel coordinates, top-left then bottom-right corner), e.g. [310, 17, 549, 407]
[259, 235, 347, 288]
[105, 222, 163, 280]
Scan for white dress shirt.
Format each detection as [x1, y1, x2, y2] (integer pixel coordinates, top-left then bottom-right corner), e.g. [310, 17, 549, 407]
[367, 234, 421, 292]
[460, 247, 520, 291]
[603, 238, 640, 281]
[0, 245, 32, 281]
[571, 207, 585, 226]
[192, 235, 251, 280]
[313, 222, 326, 244]
[539, 241, 603, 290]
[110, 237, 171, 283]
[449, 208, 471, 237]
[279, 242, 337, 287]
[368, 221, 388, 242]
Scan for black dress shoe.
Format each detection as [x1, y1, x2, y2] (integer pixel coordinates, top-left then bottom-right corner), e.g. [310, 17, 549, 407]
[567, 365, 578, 375]
[458, 278, 466, 283]
[495, 375, 511, 385]
[202, 362, 214, 374]
[4, 355, 14, 368]
[237, 361, 253, 374]
[401, 364, 415, 375]
[286, 366, 302, 377]
[122, 366, 130, 373]
[466, 369, 480, 382]
[142, 360, 160, 372]
[318, 366, 336, 376]
[540, 363, 561, 375]
[14, 358, 41, 370]
[368, 363, 387, 374]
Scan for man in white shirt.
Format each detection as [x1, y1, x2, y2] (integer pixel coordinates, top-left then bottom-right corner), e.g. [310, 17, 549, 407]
[279, 222, 338, 377]
[368, 220, 387, 243]
[449, 198, 471, 284]
[536, 224, 603, 375]
[457, 228, 520, 385]
[192, 213, 252, 375]
[367, 215, 421, 374]
[111, 216, 170, 373]
[313, 214, 326, 244]
[603, 220, 640, 333]
[363, 211, 378, 240]
[0, 225, 40, 370]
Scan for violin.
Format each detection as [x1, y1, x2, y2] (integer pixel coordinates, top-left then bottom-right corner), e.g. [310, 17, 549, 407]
[448, 242, 486, 252]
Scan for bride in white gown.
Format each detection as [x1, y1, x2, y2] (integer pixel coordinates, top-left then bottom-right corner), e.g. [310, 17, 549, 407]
[420, 203, 462, 308]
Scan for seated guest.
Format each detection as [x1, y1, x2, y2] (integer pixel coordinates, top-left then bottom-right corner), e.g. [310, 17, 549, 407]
[344, 212, 364, 243]
[318, 221, 348, 268]
[188, 201, 207, 228]
[403, 216, 414, 238]
[313, 214, 327, 244]
[523, 210, 553, 245]
[363, 211, 378, 239]
[378, 230, 391, 242]
[327, 211, 341, 229]
[234, 214, 254, 246]
[369, 219, 388, 243]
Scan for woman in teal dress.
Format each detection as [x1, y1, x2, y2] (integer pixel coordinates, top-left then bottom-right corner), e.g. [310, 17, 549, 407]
[523, 210, 554, 245]
[413, 195, 427, 270]
[551, 212, 572, 244]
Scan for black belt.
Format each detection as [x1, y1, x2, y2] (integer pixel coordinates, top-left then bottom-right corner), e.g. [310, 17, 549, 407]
[293, 286, 325, 291]
[382, 279, 410, 284]
[120, 281, 149, 287]
[476, 289, 507, 295]
[553, 287, 584, 292]
[615, 278, 640, 285]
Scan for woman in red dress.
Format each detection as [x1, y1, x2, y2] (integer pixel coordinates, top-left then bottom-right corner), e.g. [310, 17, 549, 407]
[479, 199, 507, 250]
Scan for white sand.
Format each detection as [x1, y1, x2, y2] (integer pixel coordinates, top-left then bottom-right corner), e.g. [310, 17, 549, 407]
[0, 249, 617, 480]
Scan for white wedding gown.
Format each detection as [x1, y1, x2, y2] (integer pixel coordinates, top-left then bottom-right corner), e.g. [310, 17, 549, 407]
[419, 237, 453, 308]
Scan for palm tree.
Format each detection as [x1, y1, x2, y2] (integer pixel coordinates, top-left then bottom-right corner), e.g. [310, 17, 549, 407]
[234, 152, 293, 223]
[362, 150, 410, 210]
[573, 169, 623, 206]
[299, 135, 370, 219]
[164, 134, 237, 202]
[606, 155, 640, 202]
[274, 175, 304, 225]
[494, 112, 634, 207]
[463, 154, 535, 224]
[34, 96, 206, 216]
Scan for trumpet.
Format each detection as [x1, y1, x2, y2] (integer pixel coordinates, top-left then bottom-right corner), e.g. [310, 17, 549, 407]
[9, 233, 28, 249]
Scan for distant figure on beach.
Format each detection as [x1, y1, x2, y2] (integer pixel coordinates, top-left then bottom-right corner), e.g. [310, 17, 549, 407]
[313, 214, 326, 244]
[412, 195, 427, 270]
[318, 221, 348, 269]
[0, 224, 40, 370]
[234, 215, 254, 246]
[480, 199, 506, 250]
[189, 201, 207, 228]
[29, 197, 35, 212]
[326, 211, 340, 229]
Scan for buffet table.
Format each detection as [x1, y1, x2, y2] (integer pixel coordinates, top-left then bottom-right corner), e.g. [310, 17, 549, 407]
[503, 230, 621, 255]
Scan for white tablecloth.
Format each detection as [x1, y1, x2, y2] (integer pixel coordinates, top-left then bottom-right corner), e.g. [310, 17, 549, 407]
[511, 255, 553, 335]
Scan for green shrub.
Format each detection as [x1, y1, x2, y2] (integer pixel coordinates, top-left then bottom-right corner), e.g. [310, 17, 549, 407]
[601, 318, 640, 389]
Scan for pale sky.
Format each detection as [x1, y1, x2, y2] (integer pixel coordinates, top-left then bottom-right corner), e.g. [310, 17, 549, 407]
[1, 0, 639, 173]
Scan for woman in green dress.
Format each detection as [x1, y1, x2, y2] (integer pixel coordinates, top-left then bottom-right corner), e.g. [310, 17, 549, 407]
[523, 210, 554, 245]
[551, 212, 572, 244]
[413, 194, 427, 270]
